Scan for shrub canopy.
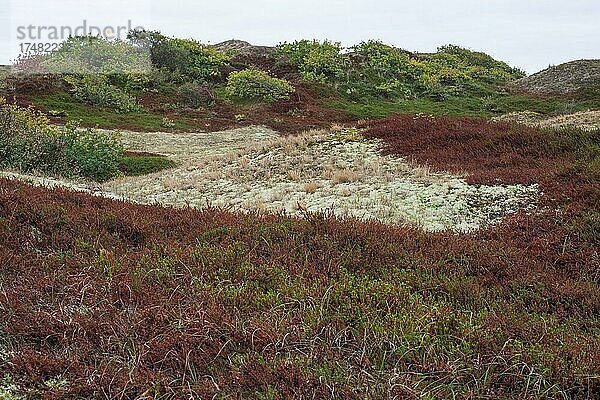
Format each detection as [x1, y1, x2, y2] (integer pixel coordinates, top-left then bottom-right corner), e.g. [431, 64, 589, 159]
[226, 68, 295, 103]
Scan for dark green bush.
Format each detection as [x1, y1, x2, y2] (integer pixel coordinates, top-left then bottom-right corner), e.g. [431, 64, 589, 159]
[0, 98, 123, 181]
[177, 82, 214, 108]
[226, 68, 295, 103]
[120, 155, 177, 176]
[131, 31, 230, 82]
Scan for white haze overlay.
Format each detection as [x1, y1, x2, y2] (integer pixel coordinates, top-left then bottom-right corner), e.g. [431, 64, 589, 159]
[0, 0, 599, 74]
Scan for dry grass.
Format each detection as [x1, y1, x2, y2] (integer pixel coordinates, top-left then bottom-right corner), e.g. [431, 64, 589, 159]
[303, 181, 321, 194]
[162, 177, 179, 189]
[238, 156, 250, 168]
[332, 169, 360, 184]
[287, 170, 302, 181]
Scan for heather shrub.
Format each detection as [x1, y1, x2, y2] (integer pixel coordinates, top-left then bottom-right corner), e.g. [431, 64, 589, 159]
[64, 74, 141, 113]
[120, 154, 177, 176]
[0, 98, 123, 181]
[226, 68, 295, 103]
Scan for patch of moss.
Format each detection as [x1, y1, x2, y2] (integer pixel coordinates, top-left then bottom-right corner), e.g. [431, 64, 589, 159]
[119, 155, 177, 176]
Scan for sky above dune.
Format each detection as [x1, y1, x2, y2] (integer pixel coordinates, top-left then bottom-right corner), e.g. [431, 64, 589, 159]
[1, 0, 598, 73]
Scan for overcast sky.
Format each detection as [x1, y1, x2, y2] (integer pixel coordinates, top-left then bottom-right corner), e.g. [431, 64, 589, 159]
[1, 0, 599, 73]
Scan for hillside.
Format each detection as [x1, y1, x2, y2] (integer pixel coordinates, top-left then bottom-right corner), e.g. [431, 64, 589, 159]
[1, 114, 599, 398]
[1, 33, 599, 399]
[509, 59, 600, 95]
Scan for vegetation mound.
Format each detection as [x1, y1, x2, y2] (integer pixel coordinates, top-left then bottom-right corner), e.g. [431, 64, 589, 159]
[509, 59, 600, 95]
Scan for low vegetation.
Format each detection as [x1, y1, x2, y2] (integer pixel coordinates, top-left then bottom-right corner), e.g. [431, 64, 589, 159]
[5, 34, 600, 133]
[119, 153, 177, 176]
[0, 32, 598, 399]
[1, 113, 599, 398]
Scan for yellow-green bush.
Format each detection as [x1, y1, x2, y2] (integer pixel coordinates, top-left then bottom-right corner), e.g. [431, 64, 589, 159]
[226, 68, 295, 103]
[42, 36, 152, 75]
[277, 40, 345, 82]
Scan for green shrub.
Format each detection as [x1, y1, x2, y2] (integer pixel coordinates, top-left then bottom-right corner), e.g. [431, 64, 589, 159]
[275, 39, 525, 101]
[131, 31, 230, 82]
[350, 41, 423, 99]
[64, 74, 141, 113]
[277, 40, 345, 82]
[0, 98, 123, 181]
[177, 82, 214, 108]
[226, 68, 295, 103]
[42, 36, 151, 75]
[66, 128, 123, 182]
[108, 72, 152, 93]
[1, 99, 70, 174]
[436, 44, 526, 83]
[352, 41, 417, 80]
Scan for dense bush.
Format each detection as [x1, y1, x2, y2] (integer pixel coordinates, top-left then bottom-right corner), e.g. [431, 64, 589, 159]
[0, 98, 123, 181]
[436, 44, 526, 83]
[177, 82, 214, 108]
[108, 72, 152, 93]
[131, 30, 230, 82]
[42, 36, 151, 75]
[66, 128, 123, 181]
[277, 39, 525, 101]
[350, 41, 422, 99]
[277, 40, 345, 82]
[226, 68, 295, 103]
[64, 74, 141, 113]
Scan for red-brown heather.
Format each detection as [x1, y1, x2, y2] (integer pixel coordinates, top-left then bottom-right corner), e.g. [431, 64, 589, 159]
[0, 115, 598, 399]
[362, 115, 578, 185]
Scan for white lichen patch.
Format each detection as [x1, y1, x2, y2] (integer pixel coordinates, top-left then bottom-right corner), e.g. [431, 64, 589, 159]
[1, 126, 539, 233]
[99, 126, 538, 233]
